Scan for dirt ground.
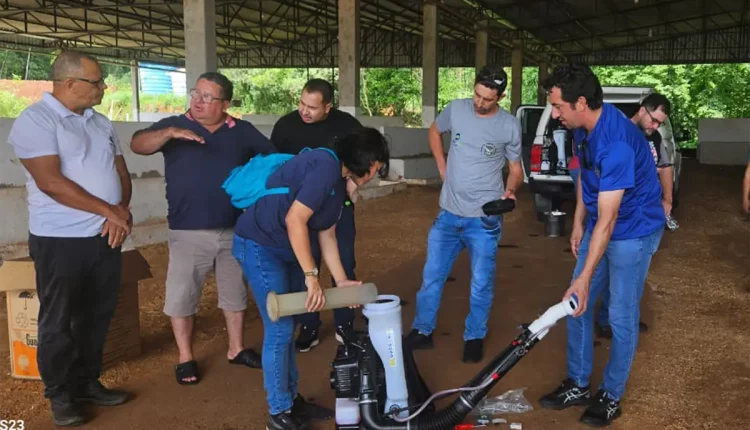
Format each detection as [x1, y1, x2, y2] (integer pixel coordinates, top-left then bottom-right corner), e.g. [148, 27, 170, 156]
[1, 159, 748, 430]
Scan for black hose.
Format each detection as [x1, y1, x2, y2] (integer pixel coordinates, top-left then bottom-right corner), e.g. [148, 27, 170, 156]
[358, 329, 539, 430]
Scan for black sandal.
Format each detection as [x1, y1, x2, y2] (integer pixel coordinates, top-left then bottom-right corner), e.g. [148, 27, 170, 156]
[175, 360, 200, 385]
[229, 348, 262, 369]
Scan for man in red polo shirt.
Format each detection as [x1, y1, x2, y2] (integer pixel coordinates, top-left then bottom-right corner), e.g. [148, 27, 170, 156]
[131, 72, 276, 385]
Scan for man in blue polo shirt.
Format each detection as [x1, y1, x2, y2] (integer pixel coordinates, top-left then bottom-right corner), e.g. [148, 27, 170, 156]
[537, 63, 664, 427]
[130, 72, 276, 385]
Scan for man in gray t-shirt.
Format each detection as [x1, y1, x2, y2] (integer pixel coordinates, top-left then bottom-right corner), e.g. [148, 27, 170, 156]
[407, 65, 524, 364]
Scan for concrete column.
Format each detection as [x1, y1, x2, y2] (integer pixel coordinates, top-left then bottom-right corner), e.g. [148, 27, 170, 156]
[475, 20, 489, 72]
[183, 0, 217, 106]
[130, 59, 140, 122]
[537, 61, 549, 105]
[510, 39, 523, 113]
[421, 1, 439, 128]
[338, 0, 361, 117]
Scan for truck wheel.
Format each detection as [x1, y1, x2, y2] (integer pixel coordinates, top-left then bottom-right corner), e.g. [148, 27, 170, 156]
[534, 193, 552, 222]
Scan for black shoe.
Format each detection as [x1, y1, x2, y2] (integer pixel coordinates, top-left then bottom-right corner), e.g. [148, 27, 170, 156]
[595, 322, 648, 339]
[295, 325, 320, 352]
[75, 380, 129, 406]
[291, 394, 334, 422]
[335, 322, 354, 345]
[50, 395, 85, 427]
[580, 389, 622, 427]
[462, 339, 483, 363]
[405, 329, 433, 349]
[539, 378, 592, 410]
[594, 323, 613, 339]
[267, 411, 308, 430]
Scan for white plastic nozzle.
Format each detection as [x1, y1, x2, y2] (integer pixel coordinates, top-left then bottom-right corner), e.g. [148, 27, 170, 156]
[527, 295, 579, 337]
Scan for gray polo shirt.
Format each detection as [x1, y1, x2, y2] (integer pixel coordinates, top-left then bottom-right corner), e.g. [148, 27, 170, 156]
[436, 98, 522, 218]
[7, 93, 124, 238]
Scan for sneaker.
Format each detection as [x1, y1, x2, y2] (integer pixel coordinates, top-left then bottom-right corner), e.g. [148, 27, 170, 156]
[405, 329, 433, 349]
[295, 325, 320, 352]
[539, 378, 592, 410]
[50, 394, 85, 427]
[291, 394, 334, 421]
[462, 339, 483, 363]
[266, 411, 307, 430]
[335, 322, 354, 344]
[74, 380, 129, 406]
[580, 389, 622, 427]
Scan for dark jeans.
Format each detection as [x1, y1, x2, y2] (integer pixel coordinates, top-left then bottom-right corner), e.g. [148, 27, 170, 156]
[295, 202, 357, 329]
[28, 233, 122, 400]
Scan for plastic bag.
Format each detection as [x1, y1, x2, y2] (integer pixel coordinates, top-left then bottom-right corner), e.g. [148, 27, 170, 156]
[471, 387, 534, 415]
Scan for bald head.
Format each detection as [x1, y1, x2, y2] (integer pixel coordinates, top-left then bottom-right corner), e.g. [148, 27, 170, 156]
[52, 51, 100, 81]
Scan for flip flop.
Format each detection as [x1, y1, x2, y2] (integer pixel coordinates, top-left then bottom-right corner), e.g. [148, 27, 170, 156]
[229, 348, 262, 369]
[175, 360, 200, 385]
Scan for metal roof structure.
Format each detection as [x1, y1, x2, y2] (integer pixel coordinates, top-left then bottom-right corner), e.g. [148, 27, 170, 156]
[0, 0, 747, 68]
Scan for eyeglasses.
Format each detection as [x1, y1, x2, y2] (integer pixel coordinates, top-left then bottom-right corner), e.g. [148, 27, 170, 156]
[190, 89, 223, 104]
[644, 109, 663, 128]
[56, 77, 106, 88]
[577, 139, 594, 170]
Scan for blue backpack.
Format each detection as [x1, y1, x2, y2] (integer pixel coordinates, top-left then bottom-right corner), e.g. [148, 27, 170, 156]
[222, 147, 339, 209]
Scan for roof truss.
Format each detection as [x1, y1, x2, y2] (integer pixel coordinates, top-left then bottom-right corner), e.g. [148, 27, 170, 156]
[0, 0, 745, 68]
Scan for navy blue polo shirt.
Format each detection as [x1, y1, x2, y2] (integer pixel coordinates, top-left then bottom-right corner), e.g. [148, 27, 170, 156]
[234, 148, 346, 249]
[574, 103, 664, 240]
[142, 112, 277, 230]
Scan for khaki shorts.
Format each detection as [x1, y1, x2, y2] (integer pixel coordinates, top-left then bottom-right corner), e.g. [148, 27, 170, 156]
[163, 228, 248, 317]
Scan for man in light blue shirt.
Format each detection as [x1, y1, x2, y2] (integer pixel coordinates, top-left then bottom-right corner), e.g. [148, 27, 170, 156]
[7, 51, 133, 427]
[407, 65, 523, 363]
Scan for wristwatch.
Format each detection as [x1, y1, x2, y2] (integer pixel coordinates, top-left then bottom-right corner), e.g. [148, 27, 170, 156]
[304, 268, 319, 277]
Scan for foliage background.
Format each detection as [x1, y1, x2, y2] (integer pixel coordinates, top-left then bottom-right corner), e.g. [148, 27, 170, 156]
[0, 50, 748, 148]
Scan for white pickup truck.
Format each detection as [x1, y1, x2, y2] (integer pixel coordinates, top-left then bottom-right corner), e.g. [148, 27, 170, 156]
[515, 86, 691, 221]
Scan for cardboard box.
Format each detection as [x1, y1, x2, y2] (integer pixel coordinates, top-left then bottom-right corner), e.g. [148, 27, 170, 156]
[0, 249, 152, 380]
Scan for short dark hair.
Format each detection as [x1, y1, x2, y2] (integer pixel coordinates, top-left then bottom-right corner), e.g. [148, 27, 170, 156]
[302, 78, 334, 104]
[333, 127, 390, 179]
[641, 93, 671, 116]
[198, 72, 233, 101]
[542, 62, 603, 110]
[51, 50, 100, 81]
[475, 65, 508, 96]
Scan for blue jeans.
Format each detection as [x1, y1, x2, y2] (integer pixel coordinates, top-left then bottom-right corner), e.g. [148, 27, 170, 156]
[566, 227, 663, 401]
[232, 235, 301, 415]
[295, 203, 356, 329]
[411, 209, 502, 341]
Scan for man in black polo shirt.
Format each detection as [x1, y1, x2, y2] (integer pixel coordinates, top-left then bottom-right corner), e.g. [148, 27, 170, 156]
[131, 72, 276, 384]
[270, 78, 363, 352]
